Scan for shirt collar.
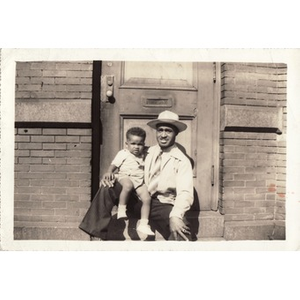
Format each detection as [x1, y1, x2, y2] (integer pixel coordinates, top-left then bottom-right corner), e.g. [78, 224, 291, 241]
[159, 143, 185, 161]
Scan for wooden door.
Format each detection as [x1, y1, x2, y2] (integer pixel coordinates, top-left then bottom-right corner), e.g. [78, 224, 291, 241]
[100, 61, 218, 211]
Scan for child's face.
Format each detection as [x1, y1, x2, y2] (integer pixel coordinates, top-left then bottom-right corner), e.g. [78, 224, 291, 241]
[125, 134, 145, 156]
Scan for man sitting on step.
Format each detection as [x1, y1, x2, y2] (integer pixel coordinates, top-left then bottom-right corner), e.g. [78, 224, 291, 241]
[79, 110, 194, 241]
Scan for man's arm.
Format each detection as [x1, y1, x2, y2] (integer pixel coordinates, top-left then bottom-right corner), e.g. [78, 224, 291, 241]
[169, 158, 194, 219]
[169, 157, 194, 240]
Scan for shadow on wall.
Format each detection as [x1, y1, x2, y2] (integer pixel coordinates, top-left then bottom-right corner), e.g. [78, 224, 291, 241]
[186, 189, 200, 241]
[176, 142, 200, 241]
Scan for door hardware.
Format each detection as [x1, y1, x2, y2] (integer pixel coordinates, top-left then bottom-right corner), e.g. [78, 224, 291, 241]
[101, 75, 114, 102]
[213, 62, 216, 83]
[211, 165, 215, 186]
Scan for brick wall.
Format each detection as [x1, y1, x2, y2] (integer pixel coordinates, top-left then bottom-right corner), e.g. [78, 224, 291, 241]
[14, 128, 92, 238]
[14, 61, 93, 240]
[15, 61, 92, 101]
[15, 61, 92, 122]
[220, 63, 287, 239]
[13, 60, 287, 240]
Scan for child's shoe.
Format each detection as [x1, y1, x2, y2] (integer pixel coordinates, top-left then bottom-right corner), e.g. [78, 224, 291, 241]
[117, 210, 127, 219]
[137, 223, 155, 236]
[117, 204, 127, 219]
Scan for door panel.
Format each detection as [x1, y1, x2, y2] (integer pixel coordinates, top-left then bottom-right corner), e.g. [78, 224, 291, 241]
[121, 61, 196, 90]
[100, 61, 217, 211]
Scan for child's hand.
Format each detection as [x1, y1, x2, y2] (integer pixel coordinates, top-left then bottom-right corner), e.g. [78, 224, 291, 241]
[103, 172, 115, 181]
[100, 172, 115, 187]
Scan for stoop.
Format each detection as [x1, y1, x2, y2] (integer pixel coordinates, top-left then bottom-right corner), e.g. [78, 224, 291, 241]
[224, 220, 286, 240]
[14, 222, 90, 241]
[154, 210, 224, 241]
[14, 210, 225, 241]
[186, 210, 224, 239]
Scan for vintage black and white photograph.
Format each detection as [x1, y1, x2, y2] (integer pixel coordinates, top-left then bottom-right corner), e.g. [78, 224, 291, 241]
[1, 2, 300, 300]
[1, 49, 300, 251]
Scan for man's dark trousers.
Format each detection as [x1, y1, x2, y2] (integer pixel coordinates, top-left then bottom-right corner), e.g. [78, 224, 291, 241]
[79, 183, 122, 240]
[79, 183, 192, 241]
[149, 197, 192, 241]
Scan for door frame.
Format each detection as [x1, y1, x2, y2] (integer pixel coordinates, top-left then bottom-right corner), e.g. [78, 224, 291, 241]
[91, 61, 102, 199]
[211, 62, 221, 211]
[92, 61, 221, 211]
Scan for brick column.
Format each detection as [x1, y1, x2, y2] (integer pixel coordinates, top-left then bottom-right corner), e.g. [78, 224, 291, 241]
[220, 63, 287, 240]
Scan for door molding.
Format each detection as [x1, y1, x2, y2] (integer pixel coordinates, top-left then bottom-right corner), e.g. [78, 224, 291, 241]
[211, 62, 221, 211]
[91, 61, 102, 200]
[99, 61, 219, 211]
[119, 61, 198, 91]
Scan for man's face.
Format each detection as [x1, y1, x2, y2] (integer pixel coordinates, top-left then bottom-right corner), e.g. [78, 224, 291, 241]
[156, 125, 177, 149]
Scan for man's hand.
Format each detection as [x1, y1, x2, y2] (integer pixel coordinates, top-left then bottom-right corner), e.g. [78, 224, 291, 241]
[169, 216, 191, 241]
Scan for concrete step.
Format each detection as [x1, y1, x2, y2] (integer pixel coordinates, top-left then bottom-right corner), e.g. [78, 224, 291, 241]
[187, 210, 224, 238]
[224, 220, 285, 240]
[14, 210, 225, 241]
[14, 222, 90, 240]
[152, 211, 224, 241]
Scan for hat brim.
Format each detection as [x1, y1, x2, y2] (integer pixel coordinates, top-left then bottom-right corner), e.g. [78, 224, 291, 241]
[147, 119, 187, 132]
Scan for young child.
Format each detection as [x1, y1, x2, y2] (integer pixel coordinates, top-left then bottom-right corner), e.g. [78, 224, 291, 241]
[102, 127, 154, 236]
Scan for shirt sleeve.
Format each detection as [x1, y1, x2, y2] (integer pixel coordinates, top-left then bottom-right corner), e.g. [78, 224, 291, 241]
[169, 157, 194, 219]
[111, 150, 128, 168]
